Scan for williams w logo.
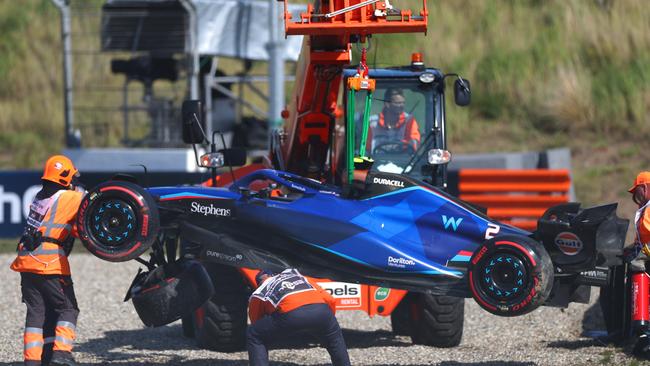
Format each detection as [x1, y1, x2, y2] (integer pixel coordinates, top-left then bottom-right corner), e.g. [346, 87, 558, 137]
[442, 215, 463, 231]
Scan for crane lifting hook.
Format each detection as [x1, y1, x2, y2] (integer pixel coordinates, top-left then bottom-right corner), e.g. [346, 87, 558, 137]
[358, 47, 369, 79]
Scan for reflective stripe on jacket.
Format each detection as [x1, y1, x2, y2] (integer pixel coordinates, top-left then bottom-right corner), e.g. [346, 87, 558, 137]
[248, 269, 336, 323]
[11, 190, 84, 275]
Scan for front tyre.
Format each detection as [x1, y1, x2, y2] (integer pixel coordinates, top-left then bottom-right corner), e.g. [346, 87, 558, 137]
[76, 180, 159, 262]
[468, 235, 553, 317]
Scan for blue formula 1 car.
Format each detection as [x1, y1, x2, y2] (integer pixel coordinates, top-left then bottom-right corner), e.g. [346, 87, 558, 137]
[76, 86, 628, 350]
[77, 68, 627, 351]
[76, 164, 628, 329]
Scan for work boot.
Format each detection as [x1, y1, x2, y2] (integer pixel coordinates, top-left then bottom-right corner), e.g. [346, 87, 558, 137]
[634, 333, 650, 360]
[48, 351, 76, 366]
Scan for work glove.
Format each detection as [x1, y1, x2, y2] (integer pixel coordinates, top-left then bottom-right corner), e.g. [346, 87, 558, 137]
[19, 231, 42, 252]
[642, 243, 650, 258]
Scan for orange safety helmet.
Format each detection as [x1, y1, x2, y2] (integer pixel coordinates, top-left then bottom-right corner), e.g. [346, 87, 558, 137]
[41, 155, 79, 187]
[629, 171, 650, 193]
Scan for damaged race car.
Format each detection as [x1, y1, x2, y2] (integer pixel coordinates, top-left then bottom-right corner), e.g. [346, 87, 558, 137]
[75, 139, 628, 351]
[75, 91, 629, 350]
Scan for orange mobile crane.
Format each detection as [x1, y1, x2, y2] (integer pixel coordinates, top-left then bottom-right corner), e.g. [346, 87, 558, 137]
[275, 0, 427, 181]
[186, 0, 474, 351]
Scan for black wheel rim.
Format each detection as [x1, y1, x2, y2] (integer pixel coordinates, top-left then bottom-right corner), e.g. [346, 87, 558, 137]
[89, 199, 137, 247]
[479, 253, 528, 300]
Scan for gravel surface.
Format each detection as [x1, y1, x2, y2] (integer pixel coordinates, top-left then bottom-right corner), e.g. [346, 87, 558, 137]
[0, 254, 643, 366]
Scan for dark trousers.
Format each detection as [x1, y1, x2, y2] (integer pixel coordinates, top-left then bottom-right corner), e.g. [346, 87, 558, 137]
[20, 272, 79, 366]
[247, 303, 350, 366]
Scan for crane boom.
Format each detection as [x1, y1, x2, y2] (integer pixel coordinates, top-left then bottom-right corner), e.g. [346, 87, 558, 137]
[277, 0, 427, 179]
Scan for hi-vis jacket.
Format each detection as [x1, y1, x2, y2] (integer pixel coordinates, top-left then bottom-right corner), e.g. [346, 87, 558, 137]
[248, 269, 336, 323]
[11, 190, 84, 275]
[635, 201, 650, 247]
[367, 111, 420, 152]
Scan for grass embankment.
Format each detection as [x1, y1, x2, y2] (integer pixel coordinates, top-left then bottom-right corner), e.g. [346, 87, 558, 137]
[0, 0, 63, 168]
[1, 0, 649, 217]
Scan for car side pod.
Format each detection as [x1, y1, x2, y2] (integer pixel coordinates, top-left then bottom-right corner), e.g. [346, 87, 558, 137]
[467, 235, 554, 317]
[76, 180, 160, 262]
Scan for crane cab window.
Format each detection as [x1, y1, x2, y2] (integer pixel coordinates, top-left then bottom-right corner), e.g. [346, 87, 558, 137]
[349, 80, 434, 175]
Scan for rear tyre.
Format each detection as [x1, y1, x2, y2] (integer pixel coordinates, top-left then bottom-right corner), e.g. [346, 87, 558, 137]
[77, 180, 159, 262]
[192, 263, 250, 352]
[130, 259, 214, 327]
[409, 294, 464, 347]
[468, 235, 554, 317]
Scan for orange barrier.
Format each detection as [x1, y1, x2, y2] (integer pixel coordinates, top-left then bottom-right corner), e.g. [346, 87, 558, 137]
[459, 169, 572, 231]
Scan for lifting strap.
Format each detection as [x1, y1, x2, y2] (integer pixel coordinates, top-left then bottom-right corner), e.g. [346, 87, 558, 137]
[346, 46, 376, 183]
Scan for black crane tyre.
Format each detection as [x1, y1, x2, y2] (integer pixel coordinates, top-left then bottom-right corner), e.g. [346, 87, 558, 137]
[76, 180, 160, 262]
[131, 259, 214, 327]
[468, 235, 554, 317]
[181, 314, 195, 338]
[390, 294, 414, 336]
[409, 294, 464, 347]
[192, 263, 250, 352]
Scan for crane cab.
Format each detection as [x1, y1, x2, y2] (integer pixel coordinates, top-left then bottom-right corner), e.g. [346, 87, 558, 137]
[332, 64, 470, 190]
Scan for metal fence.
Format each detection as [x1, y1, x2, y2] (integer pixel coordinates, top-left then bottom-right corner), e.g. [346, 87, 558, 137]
[53, 0, 192, 148]
[51, 0, 301, 151]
